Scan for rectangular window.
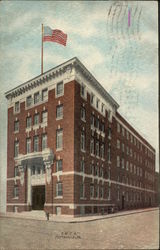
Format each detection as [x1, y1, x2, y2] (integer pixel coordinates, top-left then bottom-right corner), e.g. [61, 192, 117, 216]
[56, 129, 63, 150]
[95, 186, 99, 198]
[14, 121, 19, 132]
[122, 158, 125, 169]
[14, 141, 19, 157]
[81, 84, 85, 97]
[90, 93, 94, 104]
[100, 143, 105, 159]
[56, 182, 63, 196]
[81, 131, 85, 151]
[80, 160, 85, 172]
[122, 127, 125, 136]
[126, 161, 129, 171]
[56, 81, 63, 96]
[26, 95, 32, 107]
[117, 123, 120, 133]
[90, 164, 94, 175]
[95, 165, 99, 176]
[34, 92, 40, 104]
[42, 134, 47, 150]
[117, 139, 120, 149]
[15, 101, 20, 113]
[90, 138, 94, 155]
[81, 107, 86, 121]
[101, 122, 105, 133]
[56, 160, 63, 172]
[117, 187, 120, 200]
[122, 143, 125, 152]
[117, 156, 120, 167]
[126, 146, 129, 155]
[90, 184, 94, 198]
[96, 118, 100, 129]
[14, 167, 19, 177]
[95, 141, 99, 157]
[101, 103, 104, 113]
[42, 88, 48, 101]
[33, 136, 39, 152]
[42, 111, 47, 124]
[100, 186, 104, 198]
[32, 166, 36, 175]
[108, 128, 111, 138]
[108, 145, 111, 162]
[34, 113, 39, 125]
[13, 186, 19, 198]
[26, 117, 32, 128]
[91, 114, 95, 126]
[96, 98, 99, 109]
[130, 148, 133, 157]
[26, 138, 31, 153]
[56, 105, 63, 119]
[130, 163, 133, 173]
[126, 131, 129, 140]
[80, 183, 84, 198]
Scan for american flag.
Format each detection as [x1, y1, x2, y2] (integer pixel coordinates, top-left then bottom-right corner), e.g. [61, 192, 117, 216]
[43, 26, 67, 46]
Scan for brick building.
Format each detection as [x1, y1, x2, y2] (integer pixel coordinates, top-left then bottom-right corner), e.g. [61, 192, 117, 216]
[5, 57, 156, 216]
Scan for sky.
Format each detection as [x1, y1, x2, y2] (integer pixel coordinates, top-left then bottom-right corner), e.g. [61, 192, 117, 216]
[0, 1, 158, 212]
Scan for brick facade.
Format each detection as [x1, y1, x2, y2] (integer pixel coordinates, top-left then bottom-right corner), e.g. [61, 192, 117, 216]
[5, 57, 157, 216]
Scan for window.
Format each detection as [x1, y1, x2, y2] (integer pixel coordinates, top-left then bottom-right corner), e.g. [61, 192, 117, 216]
[95, 165, 99, 176]
[96, 99, 99, 109]
[42, 134, 47, 150]
[37, 167, 41, 175]
[80, 160, 85, 172]
[117, 139, 120, 149]
[14, 167, 18, 177]
[34, 92, 40, 104]
[101, 103, 104, 113]
[90, 184, 94, 198]
[100, 186, 104, 198]
[130, 134, 133, 143]
[122, 127, 125, 136]
[134, 137, 136, 146]
[126, 131, 129, 140]
[80, 131, 85, 151]
[33, 136, 39, 152]
[117, 187, 120, 200]
[81, 85, 85, 97]
[42, 111, 47, 123]
[108, 144, 111, 162]
[95, 141, 99, 157]
[81, 107, 86, 121]
[56, 182, 63, 196]
[126, 161, 129, 171]
[90, 138, 94, 155]
[126, 146, 129, 155]
[90, 164, 94, 175]
[134, 165, 136, 174]
[91, 115, 95, 126]
[32, 166, 36, 175]
[95, 186, 99, 198]
[90, 93, 94, 104]
[130, 163, 133, 173]
[96, 118, 100, 129]
[117, 123, 120, 133]
[56, 129, 63, 150]
[108, 128, 111, 138]
[56, 160, 63, 172]
[130, 148, 133, 157]
[101, 122, 105, 133]
[34, 113, 39, 125]
[14, 141, 19, 157]
[122, 143, 125, 152]
[56, 82, 63, 96]
[26, 117, 32, 128]
[122, 158, 125, 169]
[80, 183, 84, 198]
[56, 105, 63, 119]
[13, 186, 19, 198]
[26, 95, 32, 107]
[100, 143, 105, 159]
[42, 88, 48, 101]
[26, 138, 31, 153]
[15, 101, 20, 113]
[14, 121, 19, 132]
[117, 156, 120, 167]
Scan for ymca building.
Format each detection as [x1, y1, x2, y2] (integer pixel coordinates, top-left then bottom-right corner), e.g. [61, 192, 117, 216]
[5, 57, 156, 216]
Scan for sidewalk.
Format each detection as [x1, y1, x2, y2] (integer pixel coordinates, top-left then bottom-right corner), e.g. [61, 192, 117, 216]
[0, 207, 158, 223]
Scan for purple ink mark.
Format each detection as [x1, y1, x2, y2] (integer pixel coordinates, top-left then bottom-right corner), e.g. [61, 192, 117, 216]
[128, 9, 131, 27]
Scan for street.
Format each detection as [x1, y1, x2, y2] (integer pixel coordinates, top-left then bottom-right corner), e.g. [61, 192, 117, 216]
[0, 209, 159, 249]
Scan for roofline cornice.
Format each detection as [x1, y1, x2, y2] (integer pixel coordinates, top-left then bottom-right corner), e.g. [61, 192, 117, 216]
[5, 56, 119, 109]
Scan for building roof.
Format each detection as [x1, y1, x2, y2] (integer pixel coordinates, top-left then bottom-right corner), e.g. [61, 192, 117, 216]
[5, 57, 119, 109]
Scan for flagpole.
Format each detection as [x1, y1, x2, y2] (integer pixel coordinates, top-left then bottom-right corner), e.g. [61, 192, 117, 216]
[41, 24, 44, 74]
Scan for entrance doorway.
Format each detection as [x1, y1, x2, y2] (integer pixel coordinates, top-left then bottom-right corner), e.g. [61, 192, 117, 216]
[32, 186, 45, 210]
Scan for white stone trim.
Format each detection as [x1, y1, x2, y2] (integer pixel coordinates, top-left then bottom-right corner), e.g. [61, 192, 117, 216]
[45, 203, 114, 207]
[7, 203, 27, 206]
[52, 171, 155, 193]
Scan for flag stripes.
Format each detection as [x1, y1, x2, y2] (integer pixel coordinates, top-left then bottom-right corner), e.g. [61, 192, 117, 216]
[43, 27, 67, 46]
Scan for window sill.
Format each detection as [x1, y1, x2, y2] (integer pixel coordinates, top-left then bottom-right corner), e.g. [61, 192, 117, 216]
[81, 118, 86, 123]
[25, 99, 48, 110]
[80, 197, 86, 200]
[56, 148, 63, 152]
[41, 122, 47, 128]
[56, 117, 63, 121]
[33, 124, 40, 130]
[13, 197, 19, 200]
[14, 111, 20, 115]
[81, 149, 86, 153]
[55, 93, 64, 98]
[55, 196, 63, 199]
[14, 131, 19, 134]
